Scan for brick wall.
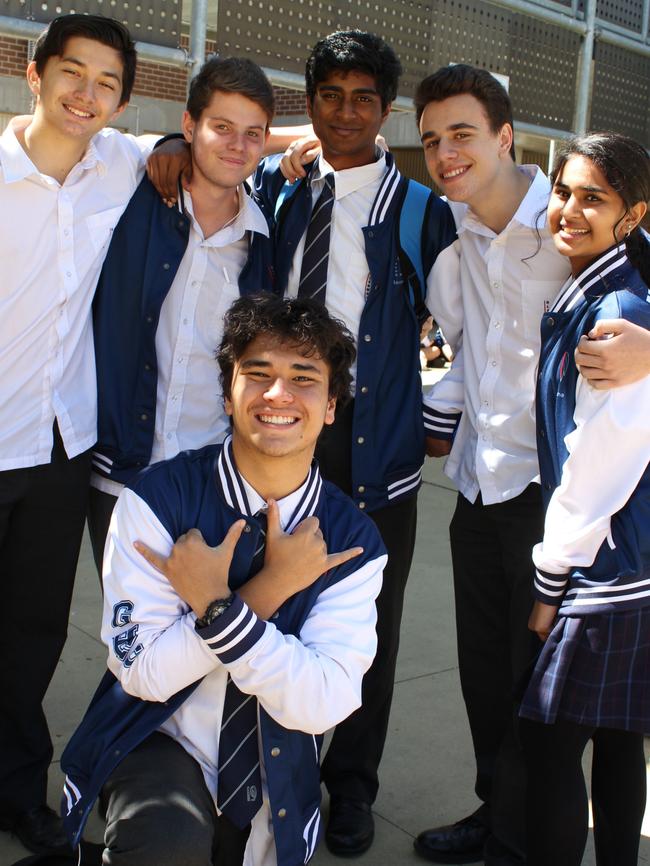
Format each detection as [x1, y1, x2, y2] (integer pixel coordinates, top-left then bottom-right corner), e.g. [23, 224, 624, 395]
[0, 36, 28, 77]
[0, 34, 308, 114]
[274, 86, 307, 116]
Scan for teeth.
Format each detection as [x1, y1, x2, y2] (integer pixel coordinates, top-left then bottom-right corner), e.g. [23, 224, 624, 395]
[66, 105, 93, 118]
[562, 227, 589, 235]
[258, 414, 296, 425]
[442, 167, 467, 179]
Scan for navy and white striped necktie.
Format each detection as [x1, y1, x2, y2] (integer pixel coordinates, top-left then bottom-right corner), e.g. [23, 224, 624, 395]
[216, 513, 267, 828]
[298, 174, 335, 305]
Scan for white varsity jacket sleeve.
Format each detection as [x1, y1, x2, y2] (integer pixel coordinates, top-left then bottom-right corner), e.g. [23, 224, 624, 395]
[102, 487, 386, 734]
[533, 373, 650, 603]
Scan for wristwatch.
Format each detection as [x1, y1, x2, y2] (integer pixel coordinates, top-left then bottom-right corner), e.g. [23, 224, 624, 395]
[195, 593, 234, 629]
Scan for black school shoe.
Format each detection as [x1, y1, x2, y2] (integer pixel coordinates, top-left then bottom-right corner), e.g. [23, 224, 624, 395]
[11, 806, 71, 857]
[10, 839, 103, 866]
[413, 812, 488, 863]
[325, 796, 375, 857]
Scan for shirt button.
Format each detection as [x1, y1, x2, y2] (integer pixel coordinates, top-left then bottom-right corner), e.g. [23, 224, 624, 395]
[271, 747, 281, 757]
[492, 281, 499, 288]
[163, 263, 170, 270]
[539, 429, 546, 438]
[144, 363, 152, 371]
[359, 501, 366, 510]
[64, 228, 70, 236]
[547, 317, 555, 326]
[491, 361, 497, 367]
[66, 271, 72, 278]
[146, 315, 153, 324]
[140, 413, 148, 421]
[360, 386, 368, 394]
[167, 433, 172, 440]
[243, 525, 251, 533]
[357, 436, 364, 444]
[358, 485, 365, 493]
[278, 808, 287, 819]
[363, 334, 372, 342]
[192, 280, 199, 287]
[494, 321, 501, 328]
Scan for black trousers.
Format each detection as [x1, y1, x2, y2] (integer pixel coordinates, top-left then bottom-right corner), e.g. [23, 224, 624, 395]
[317, 400, 419, 804]
[520, 719, 646, 866]
[0, 425, 91, 823]
[101, 732, 250, 866]
[450, 485, 544, 862]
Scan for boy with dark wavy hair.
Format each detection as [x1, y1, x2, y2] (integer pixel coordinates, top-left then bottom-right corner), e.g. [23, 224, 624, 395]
[61, 295, 387, 866]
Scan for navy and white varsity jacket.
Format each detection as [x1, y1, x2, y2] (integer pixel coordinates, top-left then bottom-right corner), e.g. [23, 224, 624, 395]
[534, 243, 650, 615]
[91, 175, 276, 486]
[252, 153, 457, 512]
[61, 438, 386, 866]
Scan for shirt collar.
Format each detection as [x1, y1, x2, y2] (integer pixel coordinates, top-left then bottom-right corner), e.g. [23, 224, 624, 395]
[180, 184, 269, 245]
[0, 122, 106, 183]
[551, 242, 630, 314]
[312, 150, 387, 200]
[215, 434, 322, 532]
[451, 164, 551, 238]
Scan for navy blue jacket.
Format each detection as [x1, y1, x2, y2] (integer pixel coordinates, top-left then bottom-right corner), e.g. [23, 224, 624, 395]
[92, 176, 275, 485]
[536, 246, 650, 615]
[61, 442, 385, 865]
[253, 153, 456, 512]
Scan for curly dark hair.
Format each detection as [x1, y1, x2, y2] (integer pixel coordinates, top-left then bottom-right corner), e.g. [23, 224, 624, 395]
[305, 30, 402, 110]
[218, 295, 356, 405]
[33, 14, 136, 106]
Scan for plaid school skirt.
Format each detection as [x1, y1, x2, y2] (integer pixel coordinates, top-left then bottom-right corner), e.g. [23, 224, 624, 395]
[519, 607, 650, 733]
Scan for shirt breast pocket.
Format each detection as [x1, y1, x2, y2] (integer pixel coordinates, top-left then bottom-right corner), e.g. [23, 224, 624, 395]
[85, 205, 126, 256]
[521, 281, 557, 341]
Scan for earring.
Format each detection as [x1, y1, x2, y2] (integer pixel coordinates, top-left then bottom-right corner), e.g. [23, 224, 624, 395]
[625, 223, 634, 237]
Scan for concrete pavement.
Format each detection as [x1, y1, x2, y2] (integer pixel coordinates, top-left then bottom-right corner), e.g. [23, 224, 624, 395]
[2, 455, 649, 865]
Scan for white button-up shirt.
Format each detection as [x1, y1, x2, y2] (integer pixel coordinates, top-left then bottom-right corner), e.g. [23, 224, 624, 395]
[0, 125, 145, 470]
[425, 166, 570, 505]
[91, 186, 270, 498]
[285, 154, 386, 391]
[152, 186, 269, 463]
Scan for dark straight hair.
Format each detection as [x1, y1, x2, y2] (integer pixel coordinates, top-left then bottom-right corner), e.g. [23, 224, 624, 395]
[186, 56, 275, 125]
[33, 14, 136, 105]
[551, 132, 650, 285]
[415, 64, 515, 160]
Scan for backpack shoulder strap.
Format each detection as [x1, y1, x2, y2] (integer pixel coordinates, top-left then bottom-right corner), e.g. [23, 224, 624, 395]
[397, 179, 432, 324]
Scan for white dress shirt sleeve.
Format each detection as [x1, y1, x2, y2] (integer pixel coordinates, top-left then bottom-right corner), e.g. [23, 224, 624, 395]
[533, 373, 650, 602]
[422, 342, 465, 440]
[425, 239, 463, 352]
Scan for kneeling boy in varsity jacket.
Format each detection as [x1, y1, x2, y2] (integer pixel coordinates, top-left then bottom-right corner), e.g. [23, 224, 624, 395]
[61, 295, 386, 866]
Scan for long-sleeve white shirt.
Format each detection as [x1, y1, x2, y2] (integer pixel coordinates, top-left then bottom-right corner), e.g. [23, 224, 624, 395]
[285, 153, 387, 391]
[425, 166, 570, 504]
[0, 125, 146, 470]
